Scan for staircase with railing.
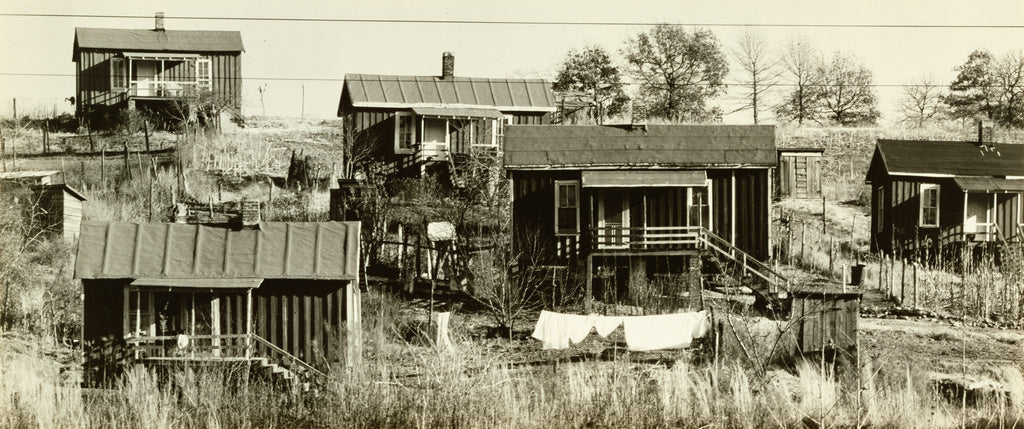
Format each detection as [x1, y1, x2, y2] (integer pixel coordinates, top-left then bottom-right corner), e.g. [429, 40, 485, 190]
[584, 226, 790, 309]
[126, 333, 325, 391]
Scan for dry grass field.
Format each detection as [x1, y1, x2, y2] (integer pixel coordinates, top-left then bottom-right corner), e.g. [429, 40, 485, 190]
[0, 118, 1022, 428]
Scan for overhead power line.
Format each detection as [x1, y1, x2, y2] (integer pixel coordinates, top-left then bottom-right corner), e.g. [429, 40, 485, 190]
[0, 72, 982, 88]
[1, 12, 1022, 29]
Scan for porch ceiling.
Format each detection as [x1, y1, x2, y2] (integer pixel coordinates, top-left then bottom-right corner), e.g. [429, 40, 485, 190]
[411, 106, 503, 119]
[582, 170, 707, 187]
[123, 52, 200, 60]
[954, 177, 1024, 193]
[130, 278, 264, 289]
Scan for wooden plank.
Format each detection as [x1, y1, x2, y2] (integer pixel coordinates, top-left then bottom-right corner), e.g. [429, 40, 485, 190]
[280, 294, 287, 352]
[314, 295, 323, 365]
[292, 293, 300, 357]
[304, 295, 312, 362]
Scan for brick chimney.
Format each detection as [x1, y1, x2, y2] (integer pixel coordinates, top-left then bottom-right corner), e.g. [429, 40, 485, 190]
[155, 12, 165, 31]
[441, 52, 454, 80]
[977, 120, 993, 147]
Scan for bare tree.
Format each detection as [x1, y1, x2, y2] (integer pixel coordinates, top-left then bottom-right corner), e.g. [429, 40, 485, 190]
[818, 51, 880, 126]
[992, 50, 1024, 128]
[776, 36, 824, 125]
[730, 29, 780, 124]
[898, 75, 947, 127]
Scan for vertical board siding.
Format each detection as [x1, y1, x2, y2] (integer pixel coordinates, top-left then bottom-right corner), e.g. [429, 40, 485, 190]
[76, 50, 242, 117]
[254, 280, 347, 370]
[790, 294, 859, 353]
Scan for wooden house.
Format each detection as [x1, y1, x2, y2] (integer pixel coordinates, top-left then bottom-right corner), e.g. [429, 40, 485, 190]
[337, 52, 555, 178]
[504, 125, 789, 310]
[777, 148, 824, 199]
[866, 135, 1024, 258]
[73, 13, 244, 126]
[0, 171, 87, 241]
[75, 221, 361, 387]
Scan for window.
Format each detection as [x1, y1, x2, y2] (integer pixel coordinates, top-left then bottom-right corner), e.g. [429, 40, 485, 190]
[492, 116, 512, 148]
[876, 186, 885, 232]
[555, 180, 580, 236]
[394, 112, 415, 154]
[919, 184, 940, 227]
[689, 186, 711, 229]
[196, 59, 211, 90]
[110, 57, 126, 91]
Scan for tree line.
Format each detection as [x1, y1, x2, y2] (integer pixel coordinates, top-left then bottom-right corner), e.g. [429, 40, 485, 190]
[553, 24, 1024, 128]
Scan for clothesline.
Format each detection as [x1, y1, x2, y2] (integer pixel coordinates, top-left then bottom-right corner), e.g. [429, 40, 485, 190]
[530, 310, 710, 351]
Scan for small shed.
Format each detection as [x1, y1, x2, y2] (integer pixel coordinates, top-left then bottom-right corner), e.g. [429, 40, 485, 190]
[33, 184, 88, 241]
[0, 171, 87, 241]
[789, 289, 860, 353]
[777, 148, 824, 199]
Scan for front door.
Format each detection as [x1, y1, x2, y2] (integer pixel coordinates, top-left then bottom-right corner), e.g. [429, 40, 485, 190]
[965, 193, 991, 238]
[134, 61, 159, 96]
[597, 189, 629, 248]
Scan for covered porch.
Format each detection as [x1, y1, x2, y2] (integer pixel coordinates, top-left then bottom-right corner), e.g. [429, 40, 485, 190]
[955, 177, 1024, 243]
[114, 52, 210, 99]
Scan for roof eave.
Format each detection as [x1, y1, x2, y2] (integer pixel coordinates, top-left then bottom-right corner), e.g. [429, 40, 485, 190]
[349, 101, 556, 113]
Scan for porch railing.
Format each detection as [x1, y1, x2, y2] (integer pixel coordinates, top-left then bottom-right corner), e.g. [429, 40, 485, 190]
[586, 226, 702, 251]
[584, 226, 789, 294]
[126, 333, 326, 380]
[128, 80, 201, 98]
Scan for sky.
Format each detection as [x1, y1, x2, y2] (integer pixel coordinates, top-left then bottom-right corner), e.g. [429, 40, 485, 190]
[0, 0, 1022, 125]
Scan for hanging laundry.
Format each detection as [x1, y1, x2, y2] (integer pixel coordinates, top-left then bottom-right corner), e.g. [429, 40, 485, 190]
[531, 311, 625, 349]
[622, 311, 709, 351]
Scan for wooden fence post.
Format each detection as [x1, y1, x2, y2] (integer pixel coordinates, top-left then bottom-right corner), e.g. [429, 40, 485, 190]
[101, 148, 106, 192]
[143, 121, 150, 152]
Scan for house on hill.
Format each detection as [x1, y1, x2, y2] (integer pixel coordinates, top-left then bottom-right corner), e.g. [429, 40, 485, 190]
[75, 221, 361, 387]
[504, 124, 788, 311]
[73, 12, 244, 127]
[865, 133, 1024, 259]
[337, 52, 556, 178]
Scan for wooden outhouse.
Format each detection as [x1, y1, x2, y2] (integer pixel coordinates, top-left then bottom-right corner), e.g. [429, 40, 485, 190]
[789, 289, 861, 353]
[777, 148, 824, 199]
[73, 12, 244, 126]
[0, 171, 87, 241]
[75, 221, 361, 386]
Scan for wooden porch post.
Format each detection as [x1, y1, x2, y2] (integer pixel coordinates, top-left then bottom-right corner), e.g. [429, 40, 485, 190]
[122, 287, 130, 338]
[731, 170, 737, 246]
[585, 254, 593, 313]
[246, 288, 253, 358]
[211, 295, 221, 357]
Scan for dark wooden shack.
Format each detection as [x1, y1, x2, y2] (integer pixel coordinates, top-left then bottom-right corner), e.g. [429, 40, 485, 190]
[75, 221, 361, 386]
[865, 134, 1024, 258]
[777, 148, 824, 199]
[337, 52, 555, 178]
[73, 13, 244, 126]
[789, 290, 861, 353]
[504, 125, 788, 310]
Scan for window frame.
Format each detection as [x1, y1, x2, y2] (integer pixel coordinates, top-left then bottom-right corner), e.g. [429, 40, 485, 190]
[195, 58, 212, 90]
[394, 112, 416, 154]
[554, 180, 580, 236]
[918, 183, 940, 228]
[876, 186, 885, 233]
[110, 57, 127, 91]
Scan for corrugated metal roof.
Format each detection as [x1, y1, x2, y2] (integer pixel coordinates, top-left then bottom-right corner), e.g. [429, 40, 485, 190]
[74, 221, 359, 280]
[74, 28, 244, 60]
[504, 125, 777, 169]
[582, 170, 707, 187]
[411, 106, 503, 118]
[342, 74, 555, 112]
[954, 177, 1024, 192]
[876, 140, 1024, 177]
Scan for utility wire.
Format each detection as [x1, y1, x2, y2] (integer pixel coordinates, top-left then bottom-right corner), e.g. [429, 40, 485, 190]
[0, 72, 994, 88]
[1, 12, 1023, 29]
